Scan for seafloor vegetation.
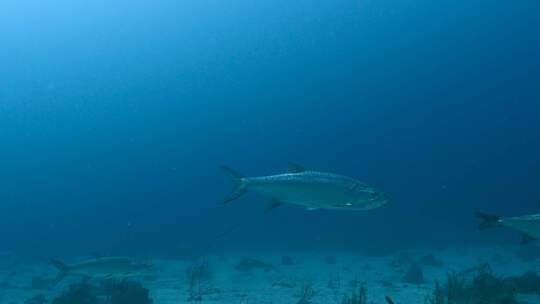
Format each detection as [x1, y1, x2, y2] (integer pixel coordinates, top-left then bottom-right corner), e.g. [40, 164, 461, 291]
[426, 263, 540, 304]
[51, 279, 152, 304]
[4, 249, 540, 304]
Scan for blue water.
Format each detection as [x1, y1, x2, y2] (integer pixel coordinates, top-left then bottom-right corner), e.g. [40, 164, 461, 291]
[0, 0, 539, 259]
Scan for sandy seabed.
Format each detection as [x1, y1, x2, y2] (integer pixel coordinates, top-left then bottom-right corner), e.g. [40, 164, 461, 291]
[2, 246, 540, 304]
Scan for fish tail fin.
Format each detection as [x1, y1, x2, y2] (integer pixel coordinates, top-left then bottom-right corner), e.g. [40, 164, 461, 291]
[221, 166, 247, 204]
[475, 212, 502, 230]
[49, 258, 69, 284]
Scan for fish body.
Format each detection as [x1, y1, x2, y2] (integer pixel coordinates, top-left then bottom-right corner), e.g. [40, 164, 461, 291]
[501, 214, 540, 238]
[50, 257, 151, 283]
[476, 212, 540, 244]
[222, 163, 388, 211]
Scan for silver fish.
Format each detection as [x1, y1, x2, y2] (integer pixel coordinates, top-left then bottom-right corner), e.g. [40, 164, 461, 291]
[49, 256, 151, 283]
[221, 163, 388, 211]
[476, 212, 540, 244]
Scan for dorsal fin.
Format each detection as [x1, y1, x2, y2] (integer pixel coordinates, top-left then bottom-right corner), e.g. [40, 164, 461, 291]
[288, 162, 307, 173]
[221, 166, 245, 179]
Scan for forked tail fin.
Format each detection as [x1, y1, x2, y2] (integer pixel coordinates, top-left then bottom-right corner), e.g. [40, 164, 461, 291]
[49, 258, 69, 284]
[475, 212, 502, 230]
[221, 166, 247, 204]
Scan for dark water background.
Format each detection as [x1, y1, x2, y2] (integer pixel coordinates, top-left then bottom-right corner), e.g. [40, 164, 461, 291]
[0, 0, 539, 257]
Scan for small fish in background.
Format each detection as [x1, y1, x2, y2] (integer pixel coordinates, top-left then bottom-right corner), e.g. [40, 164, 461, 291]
[476, 212, 540, 244]
[49, 256, 153, 284]
[221, 162, 389, 212]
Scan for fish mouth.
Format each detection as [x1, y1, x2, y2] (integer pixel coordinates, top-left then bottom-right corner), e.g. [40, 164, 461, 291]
[378, 197, 389, 205]
[374, 193, 389, 204]
[337, 199, 387, 210]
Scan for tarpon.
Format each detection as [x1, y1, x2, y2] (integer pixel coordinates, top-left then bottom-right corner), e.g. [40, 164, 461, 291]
[221, 163, 388, 211]
[476, 212, 540, 244]
[49, 256, 152, 284]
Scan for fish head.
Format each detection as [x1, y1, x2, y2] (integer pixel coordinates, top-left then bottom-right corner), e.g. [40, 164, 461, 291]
[340, 184, 389, 210]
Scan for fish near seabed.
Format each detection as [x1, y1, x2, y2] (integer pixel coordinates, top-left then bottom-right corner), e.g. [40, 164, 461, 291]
[49, 256, 152, 284]
[476, 211, 540, 244]
[221, 163, 389, 211]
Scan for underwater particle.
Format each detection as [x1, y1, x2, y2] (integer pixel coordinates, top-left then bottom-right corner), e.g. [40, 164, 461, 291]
[221, 163, 388, 211]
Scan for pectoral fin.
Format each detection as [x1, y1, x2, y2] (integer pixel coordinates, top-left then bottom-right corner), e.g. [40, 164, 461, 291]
[521, 233, 536, 245]
[265, 199, 283, 213]
[49, 259, 70, 285]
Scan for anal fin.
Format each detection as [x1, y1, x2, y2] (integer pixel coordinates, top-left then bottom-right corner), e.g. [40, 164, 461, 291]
[265, 199, 283, 213]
